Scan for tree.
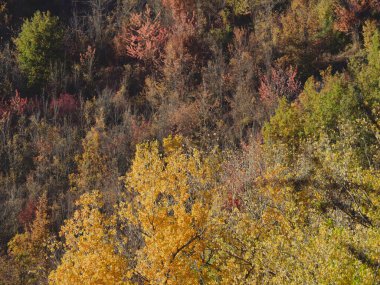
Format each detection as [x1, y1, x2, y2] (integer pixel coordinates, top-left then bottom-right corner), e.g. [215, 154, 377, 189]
[335, 0, 380, 47]
[118, 135, 220, 284]
[14, 11, 63, 86]
[226, 0, 251, 16]
[8, 194, 52, 284]
[274, 0, 344, 80]
[48, 191, 131, 285]
[259, 65, 301, 103]
[0, 1, 10, 40]
[161, 0, 195, 24]
[70, 127, 108, 192]
[211, 126, 380, 284]
[114, 6, 168, 66]
[261, 25, 380, 273]
[265, 23, 380, 164]
[69, 118, 119, 206]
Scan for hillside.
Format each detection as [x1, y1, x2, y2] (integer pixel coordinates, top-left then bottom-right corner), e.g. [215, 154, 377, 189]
[0, 1, 380, 284]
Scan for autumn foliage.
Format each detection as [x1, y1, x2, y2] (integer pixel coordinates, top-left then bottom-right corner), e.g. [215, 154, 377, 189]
[50, 93, 78, 116]
[49, 191, 130, 285]
[119, 135, 219, 283]
[114, 6, 168, 65]
[0, 1, 380, 284]
[335, 0, 380, 34]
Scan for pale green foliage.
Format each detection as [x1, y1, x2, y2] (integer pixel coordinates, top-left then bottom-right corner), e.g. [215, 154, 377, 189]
[226, 0, 250, 15]
[258, 24, 380, 283]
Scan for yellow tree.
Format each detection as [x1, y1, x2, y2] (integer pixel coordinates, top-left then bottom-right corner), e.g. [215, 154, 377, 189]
[70, 127, 109, 193]
[48, 191, 130, 285]
[70, 116, 119, 207]
[119, 135, 219, 284]
[8, 194, 52, 284]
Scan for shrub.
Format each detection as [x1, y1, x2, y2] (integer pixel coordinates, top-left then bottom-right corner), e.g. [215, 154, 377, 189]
[50, 93, 78, 116]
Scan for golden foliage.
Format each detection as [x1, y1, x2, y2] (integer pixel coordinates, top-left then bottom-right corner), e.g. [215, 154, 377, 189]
[119, 135, 219, 284]
[70, 127, 109, 193]
[49, 191, 131, 285]
[8, 194, 52, 284]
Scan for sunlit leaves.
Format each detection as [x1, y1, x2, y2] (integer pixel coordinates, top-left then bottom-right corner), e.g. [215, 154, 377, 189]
[49, 191, 131, 285]
[119, 135, 219, 284]
[14, 11, 63, 86]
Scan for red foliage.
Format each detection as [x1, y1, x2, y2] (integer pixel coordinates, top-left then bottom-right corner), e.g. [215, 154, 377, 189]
[0, 90, 28, 119]
[114, 6, 168, 65]
[335, 0, 380, 34]
[225, 191, 243, 211]
[50, 93, 78, 116]
[10, 90, 28, 115]
[259, 65, 301, 104]
[18, 199, 37, 229]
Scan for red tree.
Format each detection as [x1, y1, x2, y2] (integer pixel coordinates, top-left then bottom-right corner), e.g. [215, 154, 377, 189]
[259, 65, 301, 116]
[50, 93, 78, 116]
[18, 199, 37, 230]
[114, 6, 168, 65]
[259, 65, 301, 102]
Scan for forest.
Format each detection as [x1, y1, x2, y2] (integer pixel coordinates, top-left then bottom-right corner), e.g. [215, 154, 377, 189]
[0, 0, 380, 284]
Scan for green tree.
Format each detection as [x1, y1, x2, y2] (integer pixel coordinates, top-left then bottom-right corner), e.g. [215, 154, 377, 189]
[14, 11, 63, 86]
[258, 24, 380, 283]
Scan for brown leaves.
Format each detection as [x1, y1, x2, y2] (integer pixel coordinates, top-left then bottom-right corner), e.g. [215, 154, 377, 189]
[259, 65, 301, 104]
[162, 0, 196, 24]
[334, 0, 380, 34]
